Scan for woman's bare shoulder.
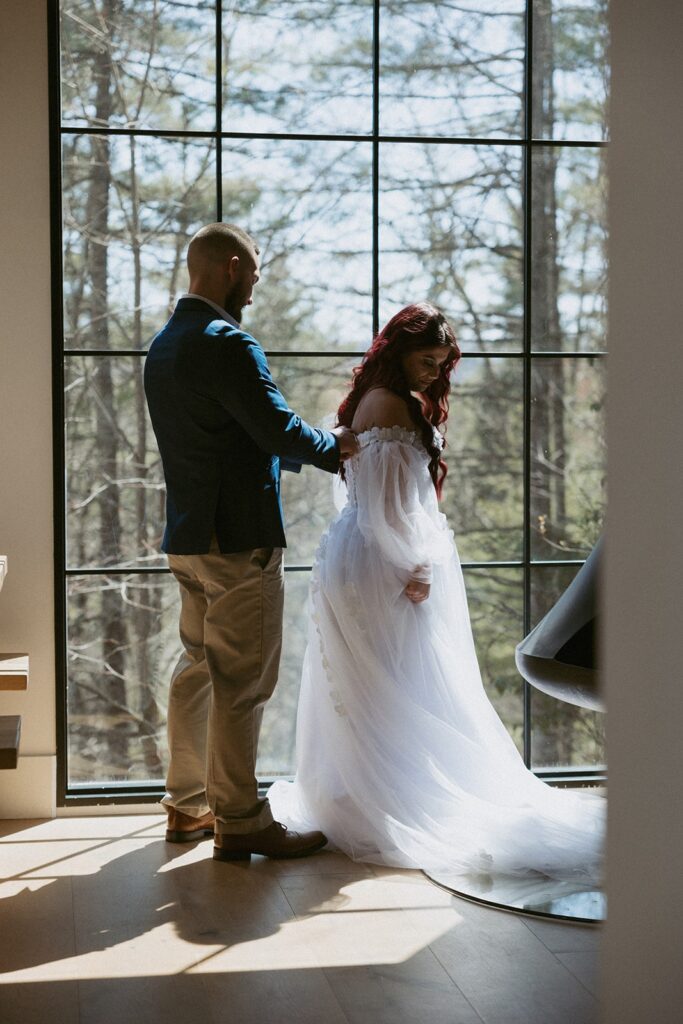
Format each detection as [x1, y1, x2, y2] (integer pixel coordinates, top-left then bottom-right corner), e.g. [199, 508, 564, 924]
[351, 388, 416, 432]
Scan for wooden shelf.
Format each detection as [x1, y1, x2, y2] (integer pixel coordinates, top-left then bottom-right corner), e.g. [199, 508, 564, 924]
[0, 715, 21, 769]
[0, 654, 29, 691]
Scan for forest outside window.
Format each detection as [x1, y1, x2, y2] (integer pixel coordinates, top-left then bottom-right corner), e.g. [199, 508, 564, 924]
[53, 0, 609, 799]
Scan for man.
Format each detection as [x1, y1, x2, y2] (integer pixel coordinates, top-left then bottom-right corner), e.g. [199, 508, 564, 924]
[144, 222, 358, 861]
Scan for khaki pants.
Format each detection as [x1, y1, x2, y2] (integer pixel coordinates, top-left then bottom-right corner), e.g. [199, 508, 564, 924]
[163, 543, 284, 835]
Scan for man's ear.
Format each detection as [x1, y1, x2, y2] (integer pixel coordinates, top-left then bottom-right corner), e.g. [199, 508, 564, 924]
[226, 254, 241, 280]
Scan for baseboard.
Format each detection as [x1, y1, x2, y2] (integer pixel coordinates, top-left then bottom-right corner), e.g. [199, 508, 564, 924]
[57, 803, 165, 817]
[0, 753, 56, 818]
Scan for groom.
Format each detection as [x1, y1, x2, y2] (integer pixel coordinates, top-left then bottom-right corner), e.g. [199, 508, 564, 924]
[144, 222, 358, 861]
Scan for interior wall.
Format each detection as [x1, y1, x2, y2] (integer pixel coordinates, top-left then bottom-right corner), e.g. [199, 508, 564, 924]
[0, 0, 56, 816]
[602, 0, 683, 1019]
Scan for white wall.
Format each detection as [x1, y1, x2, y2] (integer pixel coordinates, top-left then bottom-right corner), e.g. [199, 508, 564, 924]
[0, 0, 56, 816]
[602, 0, 683, 1019]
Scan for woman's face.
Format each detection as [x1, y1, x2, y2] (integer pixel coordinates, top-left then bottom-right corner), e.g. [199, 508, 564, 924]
[401, 346, 451, 392]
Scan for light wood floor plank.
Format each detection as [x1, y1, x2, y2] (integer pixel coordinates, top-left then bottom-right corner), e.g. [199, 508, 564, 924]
[522, 915, 602, 952]
[77, 974, 213, 1024]
[323, 951, 484, 1024]
[201, 968, 350, 1024]
[557, 950, 601, 998]
[422, 898, 598, 1024]
[0, 876, 75, 976]
[280, 867, 483, 1023]
[0, 980, 80, 1024]
[0, 818, 602, 1024]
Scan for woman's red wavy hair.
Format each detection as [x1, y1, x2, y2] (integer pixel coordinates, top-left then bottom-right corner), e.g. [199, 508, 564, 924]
[337, 302, 460, 498]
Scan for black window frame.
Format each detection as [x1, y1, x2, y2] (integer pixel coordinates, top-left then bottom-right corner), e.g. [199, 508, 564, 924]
[48, 0, 607, 807]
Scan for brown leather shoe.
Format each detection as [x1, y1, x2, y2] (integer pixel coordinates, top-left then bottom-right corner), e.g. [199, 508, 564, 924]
[213, 820, 327, 862]
[165, 807, 216, 843]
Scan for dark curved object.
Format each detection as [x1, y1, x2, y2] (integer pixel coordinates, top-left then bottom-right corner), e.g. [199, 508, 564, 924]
[515, 537, 603, 713]
[423, 869, 604, 924]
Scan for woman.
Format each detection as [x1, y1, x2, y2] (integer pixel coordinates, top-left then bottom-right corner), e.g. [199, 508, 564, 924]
[268, 302, 605, 881]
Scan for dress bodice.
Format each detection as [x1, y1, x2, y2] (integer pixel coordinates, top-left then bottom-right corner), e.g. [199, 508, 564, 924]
[344, 425, 442, 508]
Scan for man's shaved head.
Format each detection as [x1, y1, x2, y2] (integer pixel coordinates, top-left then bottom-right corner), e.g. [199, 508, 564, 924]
[186, 223, 261, 323]
[187, 222, 259, 276]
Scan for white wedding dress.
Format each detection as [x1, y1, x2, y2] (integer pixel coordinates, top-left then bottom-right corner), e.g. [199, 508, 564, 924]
[267, 426, 605, 882]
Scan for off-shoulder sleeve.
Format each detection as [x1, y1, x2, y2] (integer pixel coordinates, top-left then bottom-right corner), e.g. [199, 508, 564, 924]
[354, 439, 453, 584]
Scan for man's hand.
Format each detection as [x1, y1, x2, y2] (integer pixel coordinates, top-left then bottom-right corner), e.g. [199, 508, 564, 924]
[332, 425, 360, 460]
[404, 579, 430, 603]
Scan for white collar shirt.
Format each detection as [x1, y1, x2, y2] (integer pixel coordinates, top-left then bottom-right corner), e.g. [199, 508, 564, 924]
[180, 292, 240, 329]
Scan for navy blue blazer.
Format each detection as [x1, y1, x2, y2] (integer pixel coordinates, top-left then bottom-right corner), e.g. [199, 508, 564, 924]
[144, 297, 340, 554]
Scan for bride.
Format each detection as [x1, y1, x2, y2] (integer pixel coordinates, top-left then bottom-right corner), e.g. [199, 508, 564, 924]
[267, 302, 605, 882]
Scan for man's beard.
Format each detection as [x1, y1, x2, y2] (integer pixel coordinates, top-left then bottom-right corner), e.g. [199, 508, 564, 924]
[223, 283, 246, 323]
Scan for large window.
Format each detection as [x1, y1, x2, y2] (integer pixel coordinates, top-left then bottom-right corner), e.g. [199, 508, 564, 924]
[51, 0, 608, 802]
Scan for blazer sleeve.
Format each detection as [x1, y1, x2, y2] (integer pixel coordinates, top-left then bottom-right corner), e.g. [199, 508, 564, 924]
[204, 330, 340, 473]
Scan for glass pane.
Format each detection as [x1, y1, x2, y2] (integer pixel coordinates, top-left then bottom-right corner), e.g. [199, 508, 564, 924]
[222, 1, 373, 134]
[532, 0, 609, 141]
[530, 357, 606, 560]
[530, 562, 579, 630]
[65, 356, 165, 569]
[532, 147, 607, 351]
[257, 572, 311, 777]
[379, 143, 524, 351]
[60, 0, 216, 131]
[465, 568, 524, 753]
[223, 139, 373, 351]
[271, 356, 358, 565]
[68, 571, 320, 784]
[529, 565, 605, 768]
[67, 573, 177, 785]
[380, 1, 525, 138]
[62, 135, 216, 350]
[443, 357, 524, 562]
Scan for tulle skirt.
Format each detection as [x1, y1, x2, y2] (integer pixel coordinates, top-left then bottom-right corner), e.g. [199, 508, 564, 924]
[267, 505, 605, 882]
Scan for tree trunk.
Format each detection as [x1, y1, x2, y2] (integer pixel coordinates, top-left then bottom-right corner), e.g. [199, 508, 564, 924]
[126, 134, 164, 777]
[531, 0, 566, 555]
[88, 0, 130, 774]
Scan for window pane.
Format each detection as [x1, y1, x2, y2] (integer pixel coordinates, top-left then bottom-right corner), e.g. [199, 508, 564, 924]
[532, 0, 609, 141]
[465, 568, 524, 753]
[532, 147, 607, 351]
[529, 564, 605, 768]
[222, 1, 373, 135]
[65, 356, 165, 570]
[380, 1, 525, 138]
[271, 356, 357, 565]
[60, 0, 216, 131]
[66, 569, 337, 783]
[224, 140, 373, 351]
[62, 135, 216, 350]
[257, 572, 311, 777]
[530, 357, 606, 560]
[67, 571, 319, 784]
[443, 357, 524, 562]
[67, 573, 177, 785]
[379, 143, 524, 351]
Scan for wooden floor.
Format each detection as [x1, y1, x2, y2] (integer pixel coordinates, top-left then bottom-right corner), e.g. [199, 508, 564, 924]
[0, 815, 601, 1024]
